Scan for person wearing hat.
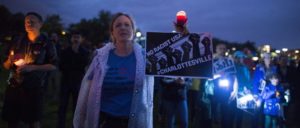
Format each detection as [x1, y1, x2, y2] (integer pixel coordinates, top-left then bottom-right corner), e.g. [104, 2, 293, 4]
[233, 51, 252, 93]
[232, 51, 252, 128]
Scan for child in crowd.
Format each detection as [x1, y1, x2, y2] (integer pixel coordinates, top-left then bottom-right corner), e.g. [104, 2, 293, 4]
[261, 74, 285, 128]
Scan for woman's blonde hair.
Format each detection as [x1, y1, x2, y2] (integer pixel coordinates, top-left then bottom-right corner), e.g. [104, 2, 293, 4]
[109, 12, 136, 42]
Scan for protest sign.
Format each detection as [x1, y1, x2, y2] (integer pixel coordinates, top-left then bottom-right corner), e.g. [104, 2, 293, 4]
[146, 32, 213, 78]
[213, 57, 236, 76]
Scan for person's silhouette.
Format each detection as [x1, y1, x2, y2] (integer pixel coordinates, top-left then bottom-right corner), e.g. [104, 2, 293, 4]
[189, 34, 201, 59]
[181, 41, 192, 62]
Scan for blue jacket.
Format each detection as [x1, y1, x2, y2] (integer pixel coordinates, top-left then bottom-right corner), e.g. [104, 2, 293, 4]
[252, 64, 277, 94]
[235, 63, 251, 92]
[261, 83, 284, 116]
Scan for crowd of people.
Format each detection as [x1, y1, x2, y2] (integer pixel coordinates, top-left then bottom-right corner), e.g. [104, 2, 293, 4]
[1, 11, 300, 128]
[183, 45, 300, 128]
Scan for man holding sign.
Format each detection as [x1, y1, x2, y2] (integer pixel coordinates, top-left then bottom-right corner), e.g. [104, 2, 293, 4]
[159, 11, 190, 128]
[211, 43, 238, 128]
[147, 10, 213, 128]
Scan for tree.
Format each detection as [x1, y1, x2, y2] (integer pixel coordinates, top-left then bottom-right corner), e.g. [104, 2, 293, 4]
[97, 10, 112, 42]
[243, 40, 257, 52]
[68, 10, 112, 45]
[9, 13, 25, 34]
[0, 5, 12, 35]
[212, 38, 257, 54]
[0, 5, 25, 35]
[42, 14, 64, 35]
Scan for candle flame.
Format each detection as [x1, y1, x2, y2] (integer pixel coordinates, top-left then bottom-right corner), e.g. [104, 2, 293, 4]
[14, 59, 25, 66]
[176, 11, 186, 17]
[10, 50, 14, 56]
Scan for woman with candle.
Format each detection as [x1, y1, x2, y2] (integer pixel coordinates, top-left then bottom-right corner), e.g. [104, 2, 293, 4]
[73, 12, 154, 128]
[2, 12, 57, 128]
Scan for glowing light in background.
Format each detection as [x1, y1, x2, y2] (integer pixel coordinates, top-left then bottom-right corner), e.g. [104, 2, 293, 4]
[232, 47, 236, 51]
[263, 45, 271, 53]
[225, 52, 229, 56]
[252, 56, 259, 61]
[282, 48, 288, 52]
[61, 31, 66, 36]
[136, 32, 142, 38]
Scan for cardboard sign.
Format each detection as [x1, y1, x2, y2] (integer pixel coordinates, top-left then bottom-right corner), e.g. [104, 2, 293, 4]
[213, 57, 236, 76]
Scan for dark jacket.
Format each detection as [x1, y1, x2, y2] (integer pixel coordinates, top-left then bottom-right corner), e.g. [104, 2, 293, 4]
[60, 45, 89, 87]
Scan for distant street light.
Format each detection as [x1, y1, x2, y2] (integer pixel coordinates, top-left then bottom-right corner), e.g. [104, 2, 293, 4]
[295, 50, 299, 54]
[136, 32, 142, 38]
[275, 50, 281, 54]
[271, 52, 277, 57]
[232, 47, 236, 51]
[263, 45, 271, 53]
[61, 31, 66, 36]
[282, 48, 288, 52]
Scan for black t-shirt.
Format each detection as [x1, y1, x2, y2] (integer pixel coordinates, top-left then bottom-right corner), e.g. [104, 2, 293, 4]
[59, 45, 89, 86]
[8, 34, 58, 88]
[160, 78, 187, 101]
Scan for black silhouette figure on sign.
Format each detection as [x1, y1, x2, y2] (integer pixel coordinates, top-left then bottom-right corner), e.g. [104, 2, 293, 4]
[148, 55, 159, 73]
[201, 37, 211, 56]
[158, 58, 168, 69]
[173, 49, 183, 63]
[162, 47, 175, 66]
[181, 41, 192, 62]
[189, 34, 201, 59]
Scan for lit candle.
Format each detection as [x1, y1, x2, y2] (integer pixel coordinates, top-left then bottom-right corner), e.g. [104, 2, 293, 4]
[10, 50, 25, 66]
[10, 50, 14, 56]
[14, 59, 25, 66]
[10, 50, 14, 64]
[176, 11, 187, 26]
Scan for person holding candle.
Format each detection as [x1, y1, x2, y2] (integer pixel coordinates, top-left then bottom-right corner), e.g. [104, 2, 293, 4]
[2, 12, 57, 128]
[159, 11, 190, 128]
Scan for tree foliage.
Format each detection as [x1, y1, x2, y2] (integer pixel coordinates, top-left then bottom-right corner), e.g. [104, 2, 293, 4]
[68, 10, 112, 45]
[42, 14, 64, 35]
[212, 38, 257, 53]
[0, 4, 258, 53]
[0, 5, 25, 35]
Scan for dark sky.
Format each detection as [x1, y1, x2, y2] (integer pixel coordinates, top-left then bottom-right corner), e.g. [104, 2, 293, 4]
[1, 0, 300, 49]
